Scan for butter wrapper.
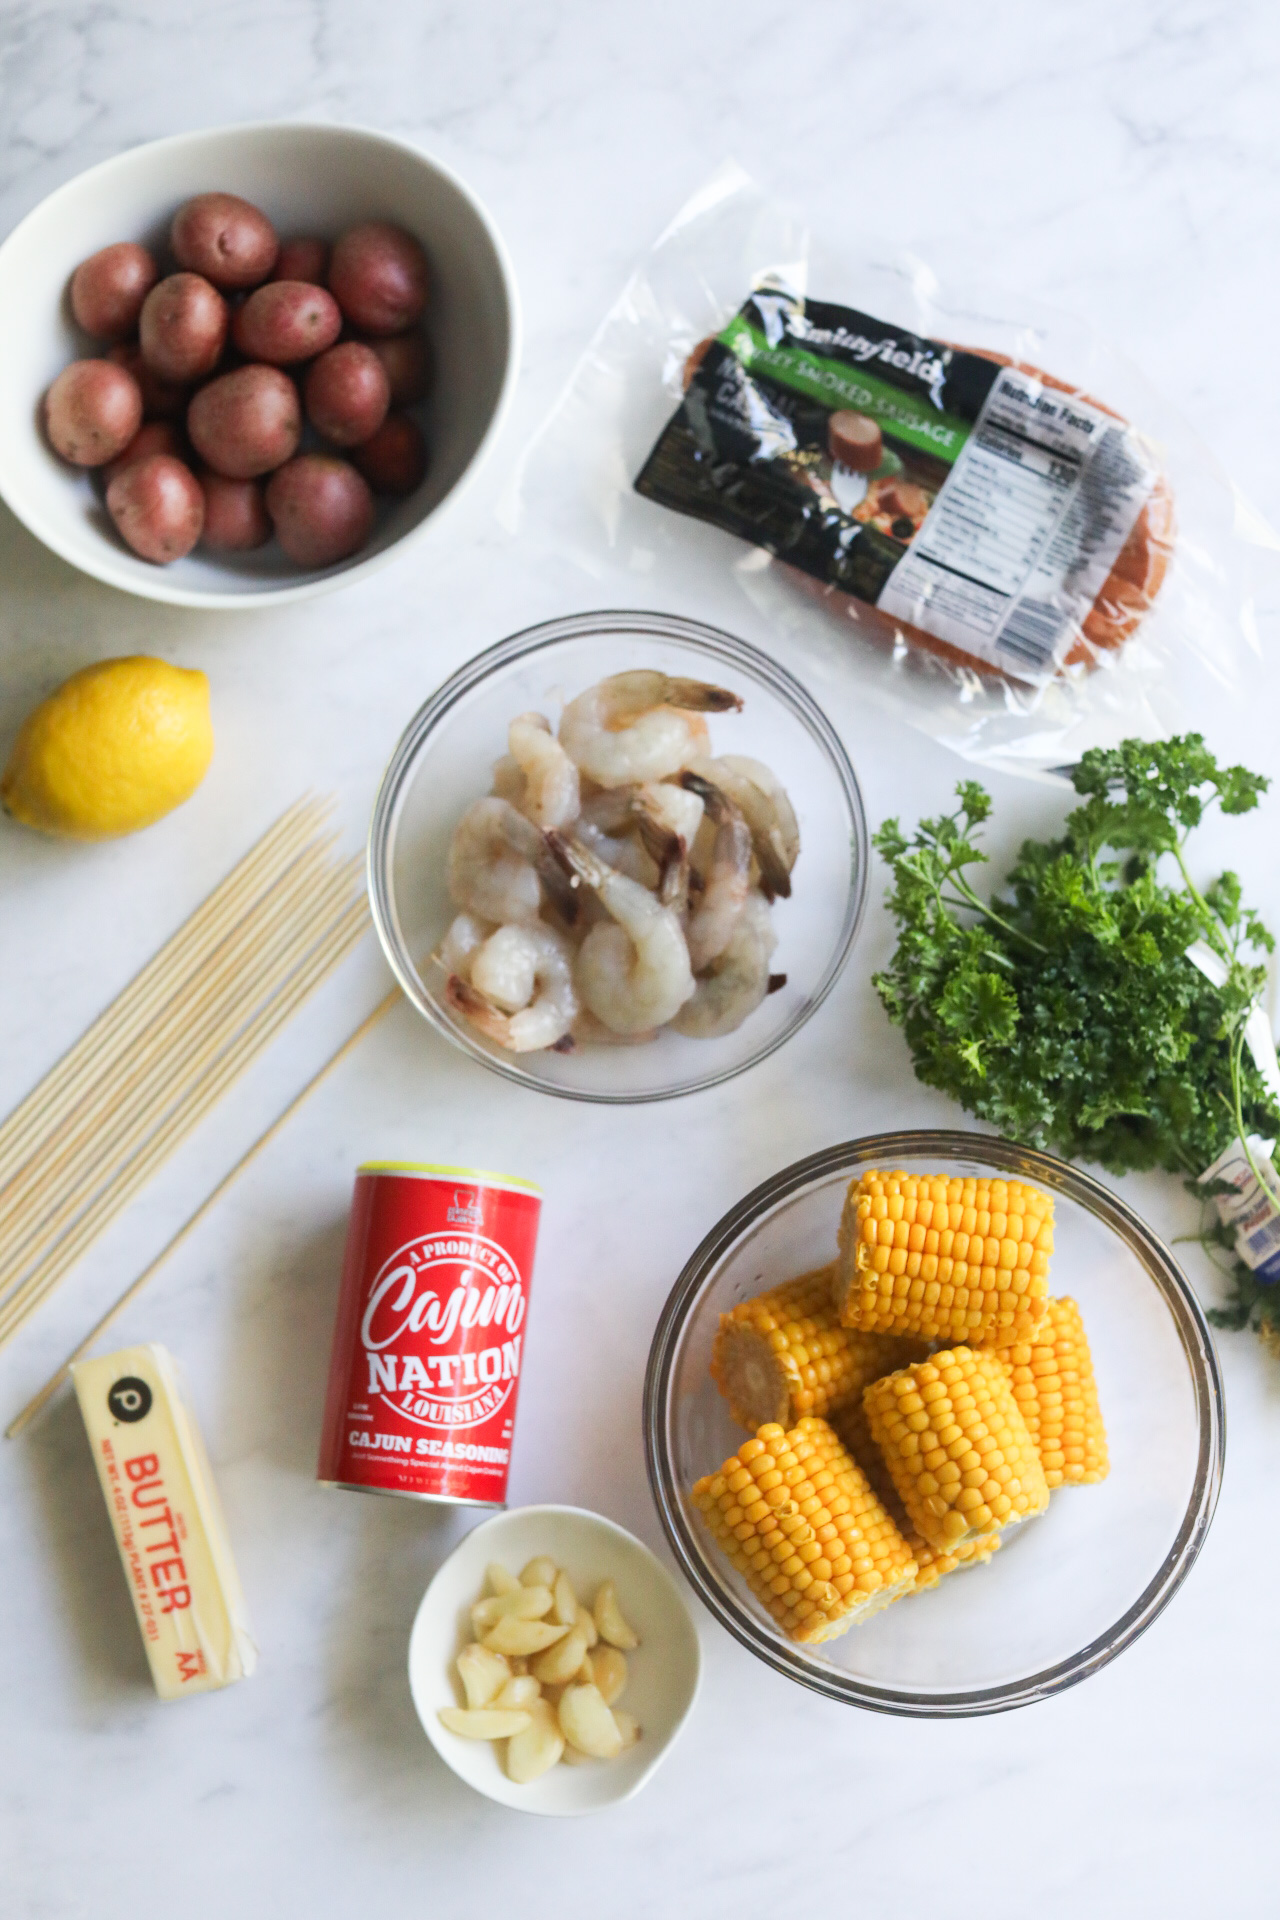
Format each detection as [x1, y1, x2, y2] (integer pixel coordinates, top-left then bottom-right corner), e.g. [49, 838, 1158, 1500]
[72, 1343, 257, 1700]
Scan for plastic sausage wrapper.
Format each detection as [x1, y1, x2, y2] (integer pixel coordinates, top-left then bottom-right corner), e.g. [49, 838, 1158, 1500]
[503, 163, 1273, 780]
[72, 1343, 257, 1700]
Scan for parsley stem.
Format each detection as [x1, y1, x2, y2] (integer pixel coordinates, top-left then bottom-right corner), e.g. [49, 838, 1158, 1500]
[1227, 1019, 1274, 1192]
[944, 872, 1048, 955]
[1173, 844, 1232, 964]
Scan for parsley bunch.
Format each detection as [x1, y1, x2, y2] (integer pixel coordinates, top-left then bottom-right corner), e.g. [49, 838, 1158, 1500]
[873, 736, 1280, 1339]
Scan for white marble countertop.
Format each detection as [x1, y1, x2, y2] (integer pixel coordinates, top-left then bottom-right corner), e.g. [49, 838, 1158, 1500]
[3, 5, 1280, 1914]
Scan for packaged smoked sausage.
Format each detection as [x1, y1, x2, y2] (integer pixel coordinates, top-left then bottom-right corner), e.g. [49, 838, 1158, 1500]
[505, 165, 1272, 780]
[637, 296, 1173, 686]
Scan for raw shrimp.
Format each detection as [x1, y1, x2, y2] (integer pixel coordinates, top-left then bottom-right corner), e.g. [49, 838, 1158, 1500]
[552, 834, 695, 1035]
[578, 783, 700, 891]
[575, 820, 659, 891]
[672, 894, 780, 1039]
[634, 781, 704, 848]
[686, 754, 799, 901]
[490, 754, 526, 804]
[558, 671, 741, 789]
[680, 773, 753, 971]
[507, 713, 580, 829]
[446, 797, 576, 926]
[438, 911, 491, 979]
[446, 923, 578, 1053]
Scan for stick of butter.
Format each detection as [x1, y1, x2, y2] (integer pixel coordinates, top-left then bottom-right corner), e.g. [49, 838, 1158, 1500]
[72, 1343, 257, 1701]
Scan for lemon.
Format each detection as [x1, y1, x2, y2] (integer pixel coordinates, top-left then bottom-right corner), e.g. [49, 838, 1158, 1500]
[0, 656, 214, 840]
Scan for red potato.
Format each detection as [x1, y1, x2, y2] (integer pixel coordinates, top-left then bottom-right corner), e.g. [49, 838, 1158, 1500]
[232, 281, 342, 366]
[107, 342, 189, 421]
[45, 359, 143, 466]
[106, 453, 204, 563]
[364, 329, 433, 407]
[187, 364, 302, 479]
[265, 454, 374, 566]
[303, 341, 389, 446]
[272, 237, 329, 285]
[198, 470, 271, 551]
[351, 413, 427, 495]
[328, 222, 428, 335]
[139, 273, 228, 383]
[102, 419, 185, 488]
[171, 193, 279, 290]
[70, 242, 158, 341]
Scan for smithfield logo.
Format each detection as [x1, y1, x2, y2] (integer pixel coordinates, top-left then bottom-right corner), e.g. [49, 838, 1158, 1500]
[447, 1188, 483, 1226]
[359, 1231, 526, 1431]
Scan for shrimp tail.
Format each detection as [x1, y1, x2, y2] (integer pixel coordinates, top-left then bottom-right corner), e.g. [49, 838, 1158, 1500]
[663, 678, 743, 715]
[445, 973, 508, 1039]
[680, 769, 791, 901]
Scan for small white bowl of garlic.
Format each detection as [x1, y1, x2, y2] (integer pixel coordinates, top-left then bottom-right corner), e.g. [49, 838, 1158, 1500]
[408, 1504, 702, 1814]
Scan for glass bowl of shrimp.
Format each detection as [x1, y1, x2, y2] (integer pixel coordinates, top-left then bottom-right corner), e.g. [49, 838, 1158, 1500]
[367, 609, 868, 1102]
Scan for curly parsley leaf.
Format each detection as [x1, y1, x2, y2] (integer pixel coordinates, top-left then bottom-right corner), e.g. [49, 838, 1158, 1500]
[872, 735, 1279, 1199]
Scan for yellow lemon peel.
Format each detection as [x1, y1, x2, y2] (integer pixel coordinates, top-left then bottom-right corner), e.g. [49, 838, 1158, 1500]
[0, 656, 213, 840]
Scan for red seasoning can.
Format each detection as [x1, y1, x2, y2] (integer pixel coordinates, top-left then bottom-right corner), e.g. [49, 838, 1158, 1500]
[317, 1162, 541, 1509]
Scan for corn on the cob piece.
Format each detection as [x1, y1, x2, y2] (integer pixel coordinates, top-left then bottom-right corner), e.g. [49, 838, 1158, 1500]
[863, 1347, 1050, 1552]
[988, 1296, 1108, 1487]
[710, 1266, 923, 1430]
[835, 1171, 1053, 1346]
[829, 1400, 1001, 1593]
[691, 1416, 918, 1642]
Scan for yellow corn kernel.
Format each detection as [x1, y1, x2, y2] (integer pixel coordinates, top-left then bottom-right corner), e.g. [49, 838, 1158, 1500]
[690, 1416, 918, 1642]
[710, 1265, 923, 1430]
[987, 1296, 1109, 1488]
[863, 1347, 1050, 1552]
[834, 1170, 1054, 1346]
[830, 1400, 1001, 1594]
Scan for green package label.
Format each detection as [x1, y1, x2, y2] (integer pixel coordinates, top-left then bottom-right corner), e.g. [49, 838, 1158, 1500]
[717, 313, 973, 464]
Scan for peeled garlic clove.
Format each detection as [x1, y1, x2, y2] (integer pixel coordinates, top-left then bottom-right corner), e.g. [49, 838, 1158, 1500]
[552, 1568, 578, 1626]
[576, 1604, 598, 1649]
[486, 1561, 520, 1597]
[590, 1646, 627, 1706]
[521, 1556, 558, 1588]
[438, 1707, 532, 1740]
[493, 1674, 542, 1710]
[558, 1683, 623, 1760]
[593, 1580, 639, 1651]
[456, 1642, 510, 1710]
[471, 1585, 554, 1633]
[560, 1740, 595, 1766]
[506, 1700, 564, 1784]
[612, 1708, 641, 1750]
[531, 1626, 588, 1686]
[482, 1617, 572, 1657]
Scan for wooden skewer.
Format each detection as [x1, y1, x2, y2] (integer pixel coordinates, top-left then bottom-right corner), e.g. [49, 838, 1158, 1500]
[5, 986, 401, 1440]
[0, 797, 329, 1189]
[0, 837, 348, 1270]
[0, 896, 372, 1349]
[0, 851, 359, 1288]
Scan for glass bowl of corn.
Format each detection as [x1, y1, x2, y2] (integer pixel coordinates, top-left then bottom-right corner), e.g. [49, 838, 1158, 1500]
[644, 1129, 1223, 1715]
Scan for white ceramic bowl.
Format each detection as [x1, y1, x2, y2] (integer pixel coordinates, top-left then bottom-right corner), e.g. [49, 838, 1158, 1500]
[408, 1505, 701, 1815]
[0, 122, 519, 607]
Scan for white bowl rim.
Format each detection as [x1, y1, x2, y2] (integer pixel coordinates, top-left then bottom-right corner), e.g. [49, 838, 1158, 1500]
[0, 119, 521, 610]
[366, 607, 870, 1103]
[407, 1501, 703, 1816]
[643, 1127, 1225, 1717]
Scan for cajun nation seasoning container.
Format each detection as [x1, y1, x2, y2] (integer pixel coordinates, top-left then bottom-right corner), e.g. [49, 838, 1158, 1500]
[317, 1163, 541, 1508]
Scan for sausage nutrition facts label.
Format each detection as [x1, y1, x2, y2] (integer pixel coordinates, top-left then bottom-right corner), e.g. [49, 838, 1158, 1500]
[875, 366, 1158, 682]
